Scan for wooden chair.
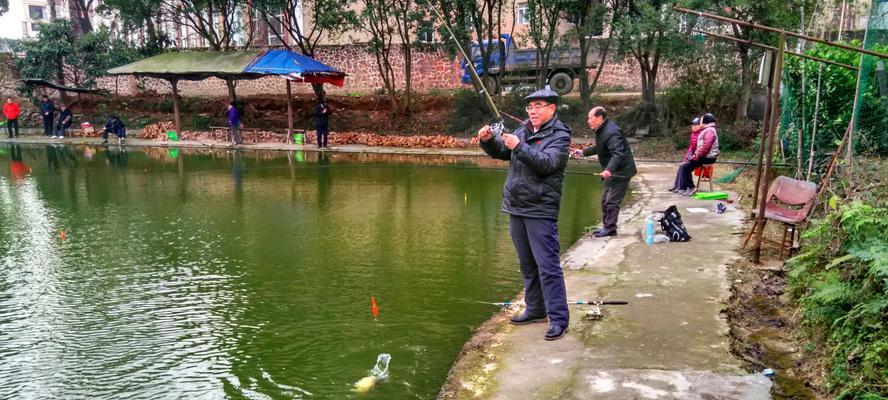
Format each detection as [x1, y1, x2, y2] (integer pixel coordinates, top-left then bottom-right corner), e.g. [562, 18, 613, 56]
[742, 176, 817, 258]
[691, 164, 715, 194]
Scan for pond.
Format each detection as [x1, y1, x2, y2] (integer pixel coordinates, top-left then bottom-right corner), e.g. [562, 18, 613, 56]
[0, 144, 602, 399]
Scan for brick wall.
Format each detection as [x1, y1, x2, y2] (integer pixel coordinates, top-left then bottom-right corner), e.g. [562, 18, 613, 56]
[0, 54, 20, 97]
[68, 45, 675, 98]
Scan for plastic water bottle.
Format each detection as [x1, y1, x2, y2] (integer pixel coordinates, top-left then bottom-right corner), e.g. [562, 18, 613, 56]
[644, 215, 655, 245]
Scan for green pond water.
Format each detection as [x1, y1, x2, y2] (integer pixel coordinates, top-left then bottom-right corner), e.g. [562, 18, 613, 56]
[0, 144, 602, 399]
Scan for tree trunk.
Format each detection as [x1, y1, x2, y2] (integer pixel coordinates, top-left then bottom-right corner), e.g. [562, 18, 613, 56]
[225, 78, 237, 103]
[403, 43, 412, 116]
[736, 48, 752, 120]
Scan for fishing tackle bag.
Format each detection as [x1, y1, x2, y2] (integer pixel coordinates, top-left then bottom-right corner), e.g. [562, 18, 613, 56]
[659, 205, 691, 242]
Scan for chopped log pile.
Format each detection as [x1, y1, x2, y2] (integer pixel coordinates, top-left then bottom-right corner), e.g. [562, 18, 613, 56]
[134, 121, 480, 148]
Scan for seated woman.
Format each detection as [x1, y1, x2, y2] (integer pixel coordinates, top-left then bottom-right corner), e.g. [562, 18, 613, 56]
[669, 116, 703, 192]
[675, 113, 719, 195]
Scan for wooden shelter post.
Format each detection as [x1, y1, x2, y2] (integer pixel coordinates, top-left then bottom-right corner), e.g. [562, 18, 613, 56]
[170, 78, 181, 133]
[286, 79, 294, 144]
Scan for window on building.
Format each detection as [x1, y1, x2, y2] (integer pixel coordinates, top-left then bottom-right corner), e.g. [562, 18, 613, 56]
[267, 13, 285, 46]
[417, 22, 434, 43]
[517, 3, 530, 25]
[28, 5, 45, 20]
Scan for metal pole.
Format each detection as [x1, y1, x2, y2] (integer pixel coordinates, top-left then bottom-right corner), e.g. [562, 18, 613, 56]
[286, 79, 294, 144]
[754, 33, 786, 264]
[752, 50, 775, 212]
[692, 30, 857, 70]
[674, 7, 888, 60]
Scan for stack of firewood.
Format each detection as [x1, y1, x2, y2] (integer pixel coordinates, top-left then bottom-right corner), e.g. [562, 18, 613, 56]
[303, 131, 471, 148]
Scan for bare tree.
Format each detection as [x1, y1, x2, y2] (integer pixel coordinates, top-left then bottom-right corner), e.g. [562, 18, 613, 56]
[68, 0, 95, 37]
[253, 0, 356, 102]
[526, 0, 570, 89]
[157, 0, 244, 101]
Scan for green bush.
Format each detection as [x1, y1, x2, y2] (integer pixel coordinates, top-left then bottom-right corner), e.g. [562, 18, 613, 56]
[783, 42, 888, 159]
[445, 89, 489, 134]
[661, 46, 743, 134]
[189, 114, 213, 130]
[153, 99, 174, 113]
[786, 201, 888, 399]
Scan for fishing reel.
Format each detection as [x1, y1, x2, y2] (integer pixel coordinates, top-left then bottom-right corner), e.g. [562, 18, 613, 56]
[584, 301, 605, 321]
[489, 120, 506, 136]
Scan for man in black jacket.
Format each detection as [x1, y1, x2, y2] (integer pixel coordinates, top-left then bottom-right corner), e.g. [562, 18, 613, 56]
[478, 87, 571, 341]
[39, 96, 54, 137]
[573, 106, 637, 237]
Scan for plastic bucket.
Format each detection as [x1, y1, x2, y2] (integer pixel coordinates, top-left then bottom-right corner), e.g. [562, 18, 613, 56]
[293, 133, 304, 145]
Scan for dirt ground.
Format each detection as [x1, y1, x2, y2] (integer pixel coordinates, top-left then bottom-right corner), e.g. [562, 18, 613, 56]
[718, 168, 827, 400]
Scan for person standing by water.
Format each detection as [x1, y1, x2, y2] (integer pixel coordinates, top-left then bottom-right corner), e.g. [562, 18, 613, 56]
[477, 87, 571, 341]
[572, 106, 637, 237]
[227, 102, 242, 145]
[40, 95, 55, 137]
[315, 100, 332, 148]
[4, 98, 20, 138]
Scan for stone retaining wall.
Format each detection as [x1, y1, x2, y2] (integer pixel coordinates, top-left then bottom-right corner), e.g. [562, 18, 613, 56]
[5, 45, 676, 99]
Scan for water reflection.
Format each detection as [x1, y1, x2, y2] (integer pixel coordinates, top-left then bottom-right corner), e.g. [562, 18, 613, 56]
[0, 145, 602, 399]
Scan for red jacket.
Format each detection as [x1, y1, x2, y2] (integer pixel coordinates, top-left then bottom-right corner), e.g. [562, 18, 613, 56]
[3, 103, 20, 120]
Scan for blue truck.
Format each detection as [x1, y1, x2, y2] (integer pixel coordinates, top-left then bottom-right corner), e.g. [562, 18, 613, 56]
[461, 34, 598, 95]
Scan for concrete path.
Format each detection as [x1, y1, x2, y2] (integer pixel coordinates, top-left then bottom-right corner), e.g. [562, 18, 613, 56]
[439, 163, 771, 399]
[0, 135, 491, 156]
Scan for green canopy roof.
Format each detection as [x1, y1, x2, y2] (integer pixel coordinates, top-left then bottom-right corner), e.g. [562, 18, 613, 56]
[107, 51, 264, 80]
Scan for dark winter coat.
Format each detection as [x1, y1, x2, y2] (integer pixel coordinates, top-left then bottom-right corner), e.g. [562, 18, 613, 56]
[480, 116, 571, 220]
[104, 117, 126, 137]
[581, 118, 637, 178]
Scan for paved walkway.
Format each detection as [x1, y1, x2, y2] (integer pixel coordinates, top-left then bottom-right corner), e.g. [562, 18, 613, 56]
[0, 135, 492, 156]
[439, 163, 771, 399]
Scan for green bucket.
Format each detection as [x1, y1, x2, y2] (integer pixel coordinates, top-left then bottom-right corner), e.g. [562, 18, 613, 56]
[293, 133, 304, 145]
[166, 131, 179, 141]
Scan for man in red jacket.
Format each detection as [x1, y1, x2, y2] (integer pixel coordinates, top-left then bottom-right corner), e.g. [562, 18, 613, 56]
[4, 98, 21, 138]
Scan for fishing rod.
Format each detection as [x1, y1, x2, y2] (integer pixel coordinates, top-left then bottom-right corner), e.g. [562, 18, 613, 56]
[427, 2, 521, 131]
[483, 300, 629, 307]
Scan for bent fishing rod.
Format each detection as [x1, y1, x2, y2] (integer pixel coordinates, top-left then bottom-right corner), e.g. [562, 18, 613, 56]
[427, 2, 524, 132]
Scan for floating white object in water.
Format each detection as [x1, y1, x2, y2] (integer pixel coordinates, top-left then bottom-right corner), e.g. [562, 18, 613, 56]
[635, 293, 653, 298]
[354, 353, 391, 394]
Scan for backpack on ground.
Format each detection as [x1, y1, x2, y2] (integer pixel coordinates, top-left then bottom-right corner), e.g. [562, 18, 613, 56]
[659, 205, 691, 242]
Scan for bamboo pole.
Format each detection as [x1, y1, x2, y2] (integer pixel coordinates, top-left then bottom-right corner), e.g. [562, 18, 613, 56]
[675, 7, 888, 60]
[752, 51, 776, 212]
[754, 33, 786, 265]
[806, 63, 823, 181]
[692, 30, 857, 71]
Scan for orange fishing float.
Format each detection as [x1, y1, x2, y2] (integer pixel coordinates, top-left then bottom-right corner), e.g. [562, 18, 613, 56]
[59, 231, 67, 241]
[371, 297, 379, 318]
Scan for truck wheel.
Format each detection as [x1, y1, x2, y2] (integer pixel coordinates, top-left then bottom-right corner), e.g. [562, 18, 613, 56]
[482, 75, 500, 95]
[549, 72, 573, 95]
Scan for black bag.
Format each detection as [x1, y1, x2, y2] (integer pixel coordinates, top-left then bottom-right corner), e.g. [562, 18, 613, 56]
[659, 205, 691, 242]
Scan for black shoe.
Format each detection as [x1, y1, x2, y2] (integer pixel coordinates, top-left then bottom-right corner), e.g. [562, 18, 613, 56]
[509, 312, 547, 326]
[593, 229, 617, 238]
[544, 325, 567, 341]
